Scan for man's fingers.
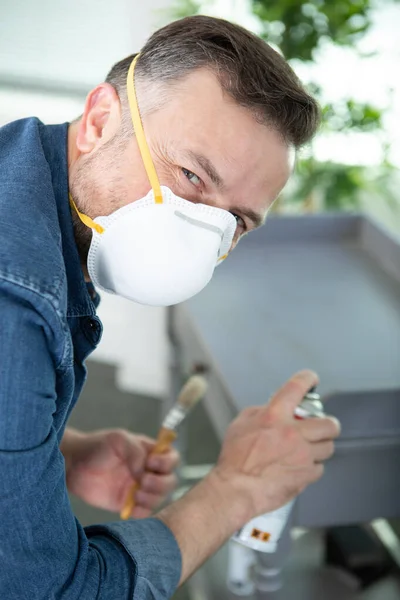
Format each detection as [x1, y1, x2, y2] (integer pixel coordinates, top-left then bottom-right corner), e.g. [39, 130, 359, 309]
[120, 433, 147, 477]
[146, 448, 181, 473]
[135, 489, 164, 510]
[311, 441, 335, 463]
[267, 370, 320, 421]
[136, 434, 158, 452]
[130, 474, 179, 518]
[310, 463, 324, 483]
[288, 463, 325, 494]
[297, 416, 341, 443]
[141, 472, 179, 496]
[135, 482, 177, 512]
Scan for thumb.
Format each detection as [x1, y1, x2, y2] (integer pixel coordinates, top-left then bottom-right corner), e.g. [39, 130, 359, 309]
[120, 432, 148, 479]
[267, 370, 319, 421]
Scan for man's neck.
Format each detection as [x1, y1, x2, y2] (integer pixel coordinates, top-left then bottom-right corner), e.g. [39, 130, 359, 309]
[67, 121, 80, 172]
[67, 122, 92, 283]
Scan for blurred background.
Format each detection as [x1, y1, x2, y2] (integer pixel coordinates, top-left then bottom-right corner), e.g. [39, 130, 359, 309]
[1, 1, 399, 598]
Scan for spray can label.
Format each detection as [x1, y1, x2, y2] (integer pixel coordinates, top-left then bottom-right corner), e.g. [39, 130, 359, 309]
[232, 393, 325, 553]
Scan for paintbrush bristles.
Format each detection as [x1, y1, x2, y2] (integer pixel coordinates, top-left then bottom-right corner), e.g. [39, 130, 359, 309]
[161, 375, 207, 432]
[177, 375, 208, 410]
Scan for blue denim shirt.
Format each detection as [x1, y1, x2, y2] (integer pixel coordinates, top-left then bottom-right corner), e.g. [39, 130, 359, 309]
[0, 118, 181, 599]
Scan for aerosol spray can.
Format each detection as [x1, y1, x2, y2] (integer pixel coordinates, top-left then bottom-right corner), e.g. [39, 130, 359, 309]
[227, 391, 325, 595]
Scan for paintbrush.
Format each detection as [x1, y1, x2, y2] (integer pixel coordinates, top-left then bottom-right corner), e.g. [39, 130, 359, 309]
[120, 374, 208, 520]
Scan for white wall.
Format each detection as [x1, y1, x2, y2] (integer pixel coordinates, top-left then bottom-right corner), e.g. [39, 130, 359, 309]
[92, 295, 170, 398]
[0, 0, 173, 397]
[0, 0, 170, 88]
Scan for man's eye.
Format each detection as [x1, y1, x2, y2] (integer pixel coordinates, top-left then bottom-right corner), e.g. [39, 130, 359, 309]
[182, 167, 201, 186]
[231, 213, 246, 230]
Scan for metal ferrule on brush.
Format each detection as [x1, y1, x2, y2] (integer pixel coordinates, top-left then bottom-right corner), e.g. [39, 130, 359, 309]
[162, 405, 189, 431]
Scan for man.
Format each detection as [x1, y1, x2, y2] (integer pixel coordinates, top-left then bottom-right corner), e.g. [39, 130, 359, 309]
[0, 15, 340, 600]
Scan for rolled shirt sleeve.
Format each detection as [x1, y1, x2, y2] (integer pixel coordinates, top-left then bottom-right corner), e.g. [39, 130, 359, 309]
[0, 278, 181, 599]
[86, 520, 182, 599]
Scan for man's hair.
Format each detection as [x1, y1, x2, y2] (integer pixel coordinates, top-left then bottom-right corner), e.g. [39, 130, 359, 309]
[106, 15, 320, 148]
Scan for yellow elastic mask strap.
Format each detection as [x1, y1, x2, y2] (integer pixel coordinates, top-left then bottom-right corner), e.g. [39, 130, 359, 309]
[69, 193, 105, 235]
[127, 55, 163, 204]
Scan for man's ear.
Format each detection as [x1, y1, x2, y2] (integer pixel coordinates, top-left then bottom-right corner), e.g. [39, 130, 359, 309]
[76, 83, 122, 154]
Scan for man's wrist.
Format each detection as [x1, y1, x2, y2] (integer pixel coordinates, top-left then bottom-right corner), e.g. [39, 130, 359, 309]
[200, 468, 254, 533]
[156, 466, 254, 585]
[158, 469, 249, 541]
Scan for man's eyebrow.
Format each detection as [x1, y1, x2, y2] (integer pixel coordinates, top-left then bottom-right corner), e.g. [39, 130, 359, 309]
[186, 150, 224, 189]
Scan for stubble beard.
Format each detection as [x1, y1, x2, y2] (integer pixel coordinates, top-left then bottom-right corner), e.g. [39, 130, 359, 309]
[69, 138, 129, 270]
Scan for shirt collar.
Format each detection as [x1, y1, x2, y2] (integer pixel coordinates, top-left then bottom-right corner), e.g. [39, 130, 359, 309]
[40, 122, 97, 318]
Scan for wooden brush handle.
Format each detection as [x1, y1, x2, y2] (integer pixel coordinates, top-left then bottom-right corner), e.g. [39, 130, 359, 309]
[152, 427, 178, 454]
[120, 481, 140, 521]
[120, 428, 178, 520]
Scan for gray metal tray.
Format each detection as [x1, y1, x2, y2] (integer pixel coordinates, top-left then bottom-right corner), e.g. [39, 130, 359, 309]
[171, 214, 400, 525]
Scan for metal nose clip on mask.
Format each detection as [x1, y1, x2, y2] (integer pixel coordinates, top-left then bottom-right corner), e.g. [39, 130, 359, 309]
[69, 54, 237, 306]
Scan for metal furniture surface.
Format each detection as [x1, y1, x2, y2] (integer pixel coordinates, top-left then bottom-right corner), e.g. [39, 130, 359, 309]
[170, 214, 400, 528]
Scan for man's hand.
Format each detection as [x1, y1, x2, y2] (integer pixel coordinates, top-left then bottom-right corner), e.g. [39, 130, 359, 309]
[61, 428, 180, 518]
[157, 370, 341, 584]
[212, 369, 340, 520]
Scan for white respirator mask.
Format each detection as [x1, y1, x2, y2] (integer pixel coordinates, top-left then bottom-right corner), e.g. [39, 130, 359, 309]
[69, 54, 237, 306]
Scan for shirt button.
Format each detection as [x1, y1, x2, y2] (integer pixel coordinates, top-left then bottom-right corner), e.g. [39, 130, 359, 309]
[85, 317, 102, 344]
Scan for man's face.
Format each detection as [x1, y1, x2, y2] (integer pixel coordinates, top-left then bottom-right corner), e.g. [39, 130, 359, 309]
[69, 68, 294, 253]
